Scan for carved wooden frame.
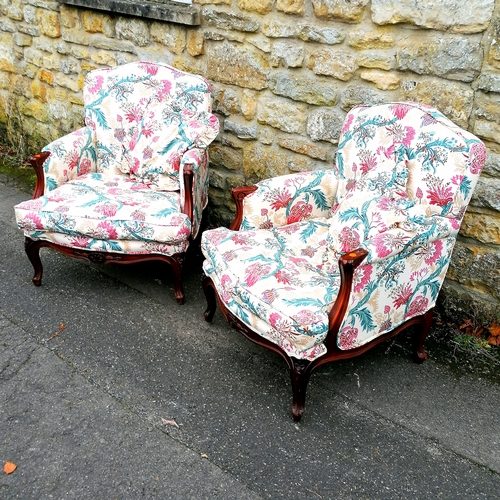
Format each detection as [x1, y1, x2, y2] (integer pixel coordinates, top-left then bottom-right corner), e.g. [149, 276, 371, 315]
[24, 151, 199, 304]
[202, 186, 433, 421]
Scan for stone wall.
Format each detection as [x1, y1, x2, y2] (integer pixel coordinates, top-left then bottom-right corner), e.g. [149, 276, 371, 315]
[0, 0, 499, 319]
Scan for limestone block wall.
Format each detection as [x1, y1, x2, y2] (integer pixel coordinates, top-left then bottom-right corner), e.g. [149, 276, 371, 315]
[0, 0, 499, 318]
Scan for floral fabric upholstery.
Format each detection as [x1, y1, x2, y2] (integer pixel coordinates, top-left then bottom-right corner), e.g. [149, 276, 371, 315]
[202, 218, 334, 361]
[15, 61, 219, 256]
[84, 61, 218, 191]
[329, 102, 485, 349]
[15, 173, 191, 254]
[180, 147, 209, 238]
[41, 127, 97, 193]
[238, 170, 338, 230]
[202, 102, 486, 361]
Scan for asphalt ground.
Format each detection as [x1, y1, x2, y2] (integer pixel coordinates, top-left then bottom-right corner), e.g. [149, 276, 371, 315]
[1, 178, 499, 499]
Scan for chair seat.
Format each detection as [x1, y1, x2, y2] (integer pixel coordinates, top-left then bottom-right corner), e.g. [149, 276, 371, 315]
[201, 218, 339, 361]
[15, 173, 191, 246]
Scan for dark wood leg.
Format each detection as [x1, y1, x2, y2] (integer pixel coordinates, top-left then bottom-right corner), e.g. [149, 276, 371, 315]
[289, 359, 313, 422]
[202, 274, 217, 322]
[413, 308, 433, 364]
[24, 237, 43, 286]
[168, 254, 185, 305]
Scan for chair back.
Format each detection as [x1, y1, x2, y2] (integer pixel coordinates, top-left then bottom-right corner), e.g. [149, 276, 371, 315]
[335, 102, 486, 222]
[330, 103, 486, 349]
[83, 61, 217, 190]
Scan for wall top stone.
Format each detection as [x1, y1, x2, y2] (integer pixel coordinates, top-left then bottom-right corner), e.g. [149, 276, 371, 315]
[371, 0, 495, 34]
[60, 0, 201, 25]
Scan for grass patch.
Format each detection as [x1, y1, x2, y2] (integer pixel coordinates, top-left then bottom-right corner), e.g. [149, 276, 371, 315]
[0, 144, 36, 194]
[426, 306, 500, 384]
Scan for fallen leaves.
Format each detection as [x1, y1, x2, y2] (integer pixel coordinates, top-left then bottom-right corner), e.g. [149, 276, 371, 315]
[487, 321, 500, 346]
[4, 461, 17, 474]
[46, 323, 66, 342]
[459, 318, 500, 347]
[459, 319, 484, 337]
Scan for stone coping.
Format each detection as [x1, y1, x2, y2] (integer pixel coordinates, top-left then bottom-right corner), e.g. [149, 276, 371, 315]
[60, 0, 200, 25]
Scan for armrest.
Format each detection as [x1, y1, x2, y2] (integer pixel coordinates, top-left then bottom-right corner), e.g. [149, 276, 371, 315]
[179, 147, 209, 238]
[326, 248, 368, 344]
[360, 215, 456, 265]
[231, 169, 338, 231]
[33, 127, 97, 197]
[328, 191, 458, 264]
[331, 224, 457, 351]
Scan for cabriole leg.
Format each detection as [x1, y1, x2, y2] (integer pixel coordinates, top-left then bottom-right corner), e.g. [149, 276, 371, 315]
[202, 275, 217, 323]
[24, 237, 43, 286]
[290, 359, 313, 422]
[168, 255, 184, 305]
[413, 309, 433, 364]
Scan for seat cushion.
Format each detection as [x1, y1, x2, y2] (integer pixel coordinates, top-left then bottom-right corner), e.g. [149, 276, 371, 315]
[15, 173, 191, 245]
[201, 219, 338, 361]
[21, 231, 189, 256]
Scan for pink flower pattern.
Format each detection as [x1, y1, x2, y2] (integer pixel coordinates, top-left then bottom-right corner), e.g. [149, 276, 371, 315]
[353, 264, 373, 293]
[338, 326, 359, 349]
[94, 221, 118, 239]
[245, 263, 271, 287]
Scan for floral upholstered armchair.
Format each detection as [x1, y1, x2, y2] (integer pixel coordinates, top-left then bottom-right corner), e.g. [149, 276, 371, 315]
[14, 61, 219, 304]
[201, 102, 486, 421]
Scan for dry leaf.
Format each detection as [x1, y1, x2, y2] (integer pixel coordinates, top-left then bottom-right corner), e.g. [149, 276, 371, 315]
[489, 321, 500, 337]
[161, 418, 179, 429]
[459, 319, 484, 337]
[473, 326, 484, 337]
[487, 335, 500, 346]
[46, 323, 66, 342]
[201, 453, 208, 459]
[4, 461, 17, 474]
[459, 319, 473, 335]
[459, 319, 472, 329]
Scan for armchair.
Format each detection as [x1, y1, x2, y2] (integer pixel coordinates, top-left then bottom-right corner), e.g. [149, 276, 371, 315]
[201, 102, 486, 421]
[14, 61, 219, 304]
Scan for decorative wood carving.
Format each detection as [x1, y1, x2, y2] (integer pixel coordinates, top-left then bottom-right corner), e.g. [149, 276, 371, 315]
[25, 236, 186, 303]
[30, 151, 50, 199]
[229, 185, 258, 231]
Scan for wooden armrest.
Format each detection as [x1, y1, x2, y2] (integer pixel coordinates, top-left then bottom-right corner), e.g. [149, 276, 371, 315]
[326, 248, 369, 342]
[181, 164, 194, 223]
[30, 151, 51, 199]
[229, 185, 258, 231]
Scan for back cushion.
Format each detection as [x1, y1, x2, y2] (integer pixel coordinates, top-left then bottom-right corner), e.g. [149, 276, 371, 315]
[329, 102, 486, 251]
[335, 102, 485, 218]
[83, 61, 216, 191]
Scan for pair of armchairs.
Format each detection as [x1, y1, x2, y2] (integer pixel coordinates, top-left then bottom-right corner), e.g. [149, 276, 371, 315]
[14, 70, 485, 421]
[14, 61, 219, 304]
